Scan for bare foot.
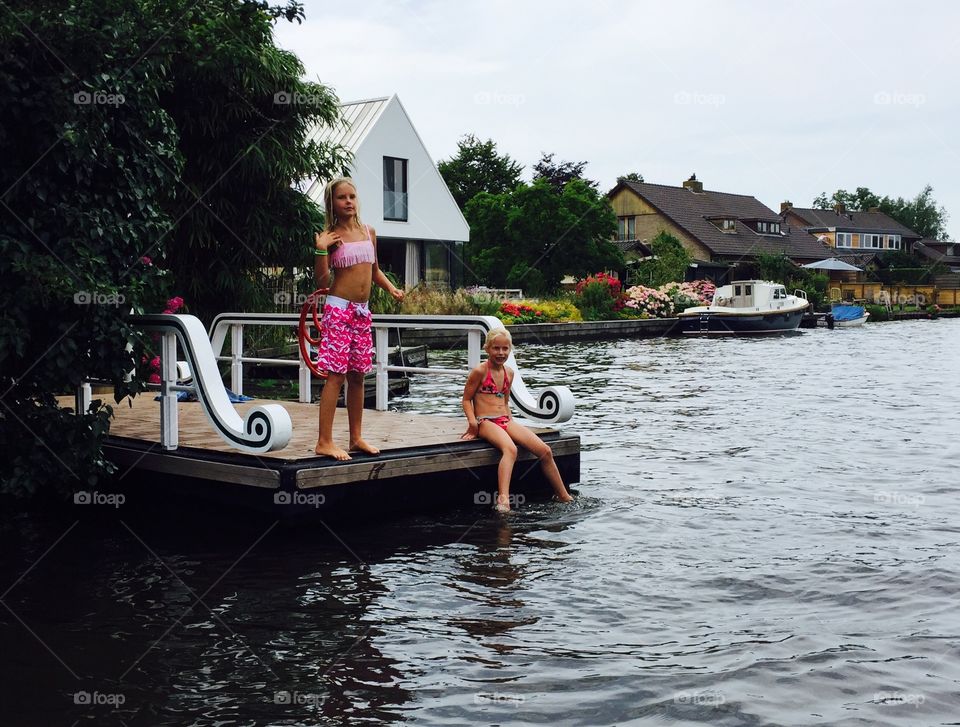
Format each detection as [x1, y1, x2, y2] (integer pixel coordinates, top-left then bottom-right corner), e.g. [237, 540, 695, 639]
[553, 493, 575, 503]
[349, 438, 380, 456]
[495, 502, 511, 513]
[315, 442, 351, 460]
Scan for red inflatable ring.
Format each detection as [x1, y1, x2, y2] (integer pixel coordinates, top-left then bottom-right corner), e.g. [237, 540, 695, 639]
[298, 288, 329, 378]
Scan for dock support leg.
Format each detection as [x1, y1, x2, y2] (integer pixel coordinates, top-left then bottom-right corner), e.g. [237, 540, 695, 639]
[375, 327, 389, 411]
[160, 331, 179, 450]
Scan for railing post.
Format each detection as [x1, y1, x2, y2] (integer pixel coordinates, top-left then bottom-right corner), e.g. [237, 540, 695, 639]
[467, 329, 482, 368]
[75, 382, 91, 415]
[375, 327, 389, 411]
[160, 330, 179, 450]
[298, 358, 312, 404]
[230, 323, 243, 396]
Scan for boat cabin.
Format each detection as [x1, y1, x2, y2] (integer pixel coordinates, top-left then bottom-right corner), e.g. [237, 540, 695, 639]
[712, 280, 790, 310]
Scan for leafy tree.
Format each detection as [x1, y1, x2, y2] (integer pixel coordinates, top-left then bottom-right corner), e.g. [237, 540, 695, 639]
[617, 172, 644, 183]
[629, 231, 691, 287]
[532, 152, 597, 192]
[0, 0, 344, 499]
[160, 0, 348, 320]
[464, 178, 620, 294]
[813, 185, 950, 240]
[437, 134, 523, 210]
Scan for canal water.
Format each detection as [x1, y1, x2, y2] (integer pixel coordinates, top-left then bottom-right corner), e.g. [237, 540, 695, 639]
[2, 319, 958, 725]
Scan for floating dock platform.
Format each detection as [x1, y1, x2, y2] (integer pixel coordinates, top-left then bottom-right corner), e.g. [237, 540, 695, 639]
[92, 395, 580, 517]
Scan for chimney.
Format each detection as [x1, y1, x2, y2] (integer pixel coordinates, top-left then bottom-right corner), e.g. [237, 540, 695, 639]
[682, 174, 703, 193]
[780, 200, 793, 213]
[867, 206, 881, 213]
[833, 202, 846, 215]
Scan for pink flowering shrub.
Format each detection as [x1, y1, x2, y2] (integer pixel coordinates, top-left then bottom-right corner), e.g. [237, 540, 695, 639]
[658, 280, 717, 311]
[622, 285, 674, 318]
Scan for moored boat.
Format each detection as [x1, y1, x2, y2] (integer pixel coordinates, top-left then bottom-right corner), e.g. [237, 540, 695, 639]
[831, 304, 870, 328]
[677, 280, 809, 335]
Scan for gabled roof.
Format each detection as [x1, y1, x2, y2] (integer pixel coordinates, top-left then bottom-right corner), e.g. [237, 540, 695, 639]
[784, 207, 920, 238]
[305, 96, 389, 153]
[611, 180, 831, 261]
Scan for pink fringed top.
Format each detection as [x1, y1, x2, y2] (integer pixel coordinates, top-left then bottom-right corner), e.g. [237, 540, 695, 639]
[330, 226, 376, 268]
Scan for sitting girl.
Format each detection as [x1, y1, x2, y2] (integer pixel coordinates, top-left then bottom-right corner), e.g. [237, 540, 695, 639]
[313, 177, 404, 460]
[461, 328, 574, 512]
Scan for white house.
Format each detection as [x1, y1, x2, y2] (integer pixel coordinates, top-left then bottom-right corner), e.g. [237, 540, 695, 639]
[304, 95, 469, 289]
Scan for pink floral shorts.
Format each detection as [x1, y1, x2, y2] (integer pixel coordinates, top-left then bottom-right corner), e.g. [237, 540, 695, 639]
[316, 299, 373, 374]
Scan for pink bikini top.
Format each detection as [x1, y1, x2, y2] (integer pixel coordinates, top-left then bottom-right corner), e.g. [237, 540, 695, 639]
[330, 226, 376, 268]
[478, 362, 510, 398]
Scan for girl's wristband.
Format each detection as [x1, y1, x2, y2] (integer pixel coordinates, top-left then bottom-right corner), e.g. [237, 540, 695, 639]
[314, 248, 328, 256]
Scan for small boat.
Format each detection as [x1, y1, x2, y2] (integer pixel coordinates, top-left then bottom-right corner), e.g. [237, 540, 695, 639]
[677, 280, 809, 335]
[830, 304, 870, 328]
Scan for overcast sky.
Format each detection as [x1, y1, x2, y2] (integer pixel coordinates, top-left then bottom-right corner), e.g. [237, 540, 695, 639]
[274, 0, 959, 239]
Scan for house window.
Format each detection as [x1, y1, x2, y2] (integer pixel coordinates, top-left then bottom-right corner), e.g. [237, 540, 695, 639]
[863, 233, 883, 249]
[618, 216, 636, 240]
[772, 223, 780, 233]
[383, 157, 408, 221]
[836, 232, 853, 248]
[758, 222, 768, 233]
[886, 234, 901, 250]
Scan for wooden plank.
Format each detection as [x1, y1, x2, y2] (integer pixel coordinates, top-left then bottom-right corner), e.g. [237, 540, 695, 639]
[104, 444, 280, 487]
[296, 436, 580, 489]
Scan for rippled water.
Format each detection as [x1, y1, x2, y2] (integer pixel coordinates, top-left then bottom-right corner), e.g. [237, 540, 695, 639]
[3, 320, 959, 726]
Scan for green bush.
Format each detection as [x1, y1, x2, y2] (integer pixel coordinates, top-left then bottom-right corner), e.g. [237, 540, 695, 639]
[865, 304, 890, 322]
[577, 280, 618, 320]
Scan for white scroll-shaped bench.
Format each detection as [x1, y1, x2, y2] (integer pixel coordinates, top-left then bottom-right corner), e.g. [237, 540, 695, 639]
[131, 314, 292, 452]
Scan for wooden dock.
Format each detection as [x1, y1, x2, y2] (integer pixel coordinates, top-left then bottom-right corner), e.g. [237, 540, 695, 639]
[85, 395, 580, 517]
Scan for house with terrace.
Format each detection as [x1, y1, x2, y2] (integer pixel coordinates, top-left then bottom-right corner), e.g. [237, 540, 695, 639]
[608, 175, 831, 283]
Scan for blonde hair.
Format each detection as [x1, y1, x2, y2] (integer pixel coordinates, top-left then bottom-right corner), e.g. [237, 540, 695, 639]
[484, 327, 512, 350]
[323, 177, 364, 232]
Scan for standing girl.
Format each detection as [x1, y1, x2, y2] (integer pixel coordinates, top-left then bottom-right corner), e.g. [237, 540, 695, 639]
[314, 177, 404, 460]
[461, 328, 574, 512]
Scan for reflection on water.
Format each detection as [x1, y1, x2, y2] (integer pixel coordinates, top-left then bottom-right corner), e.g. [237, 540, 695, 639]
[3, 320, 960, 725]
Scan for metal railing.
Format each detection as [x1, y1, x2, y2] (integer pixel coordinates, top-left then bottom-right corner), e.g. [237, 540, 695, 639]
[207, 312, 574, 424]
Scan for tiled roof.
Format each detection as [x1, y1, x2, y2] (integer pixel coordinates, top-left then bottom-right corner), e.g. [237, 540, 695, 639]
[615, 181, 831, 261]
[614, 238, 652, 256]
[785, 207, 920, 238]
